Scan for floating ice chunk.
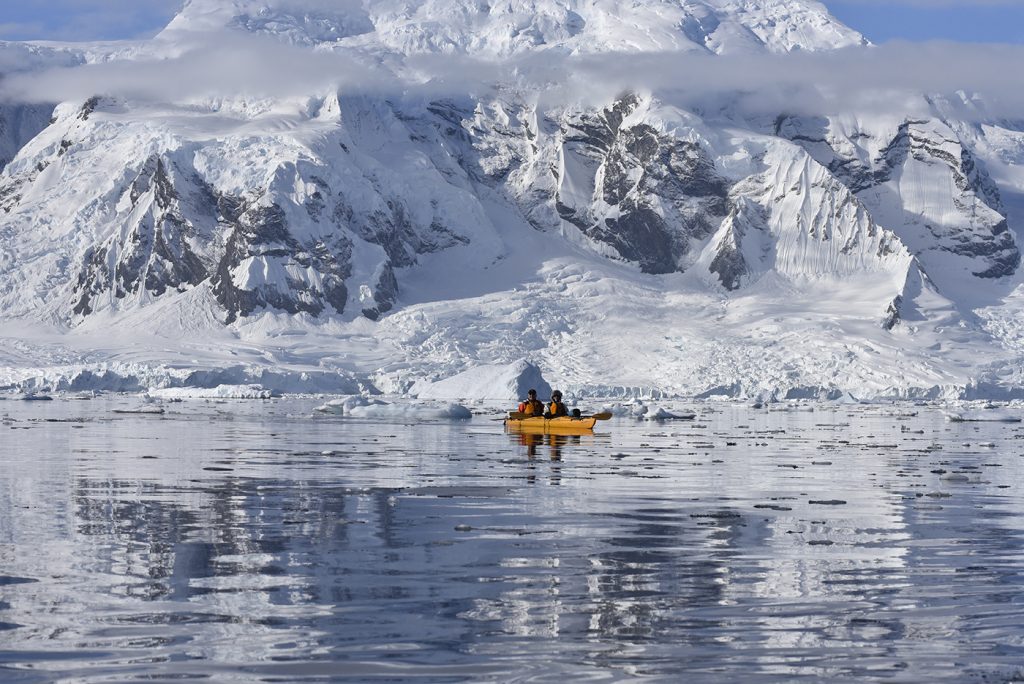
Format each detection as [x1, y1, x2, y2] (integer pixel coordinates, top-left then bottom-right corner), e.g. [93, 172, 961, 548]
[619, 400, 652, 418]
[945, 410, 1021, 423]
[349, 401, 472, 420]
[148, 384, 276, 400]
[20, 392, 53, 401]
[601, 403, 636, 417]
[113, 404, 165, 414]
[642, 406, 697, 421]
[314, 398, 348, 414]
[313, 395, 383, 415]
[599, 401, 695, 420]
[316, 396, 471, 420]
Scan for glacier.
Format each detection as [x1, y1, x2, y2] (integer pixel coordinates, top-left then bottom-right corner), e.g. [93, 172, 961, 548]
[1, 0, 1023, 401]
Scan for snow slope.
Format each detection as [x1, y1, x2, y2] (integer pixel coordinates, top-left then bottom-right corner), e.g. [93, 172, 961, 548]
[165, 0, 866, 55]
[1, 0, 1023, 400]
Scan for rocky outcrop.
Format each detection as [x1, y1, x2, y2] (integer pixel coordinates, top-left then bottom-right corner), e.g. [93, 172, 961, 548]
[554, 96, 730, 273]
[212, 201, 352, 323]
[708, 199, 769, 291]
[776, 114, 1020, 282]
[72, 155, 214, 316]
[360, 263, 398, 321]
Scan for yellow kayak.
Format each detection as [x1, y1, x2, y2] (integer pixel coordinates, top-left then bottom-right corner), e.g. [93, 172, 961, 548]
[505, 415, 600, 434]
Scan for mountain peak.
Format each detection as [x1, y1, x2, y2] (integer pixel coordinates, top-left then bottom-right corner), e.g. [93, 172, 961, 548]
[164, 0, 866, 55]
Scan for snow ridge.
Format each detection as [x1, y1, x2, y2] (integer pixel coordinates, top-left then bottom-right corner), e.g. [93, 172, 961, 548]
[166, 0, 865, 55]
[1, 0, 1024, 401]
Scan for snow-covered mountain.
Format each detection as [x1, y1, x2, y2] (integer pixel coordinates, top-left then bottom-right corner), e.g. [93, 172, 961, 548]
[1, 0, 1023, 400]
[164, 0, 867, 54]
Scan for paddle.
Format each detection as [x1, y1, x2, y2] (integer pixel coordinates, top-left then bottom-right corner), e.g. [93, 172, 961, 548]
[506, 411, 613, 421]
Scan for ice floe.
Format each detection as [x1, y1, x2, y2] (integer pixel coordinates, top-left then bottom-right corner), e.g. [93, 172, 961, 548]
[315, 396, 472, 420]
[641, 406, 698, 421]
[945, 409, 1022, 423]
[602, 401, 696, 420]
[148, 385, 277, 400]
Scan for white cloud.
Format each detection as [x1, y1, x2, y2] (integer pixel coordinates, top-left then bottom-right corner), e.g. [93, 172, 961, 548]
[0, 34, 383, 103]
[416, 41, 1024, 119]
[1, 30, 1023, 122]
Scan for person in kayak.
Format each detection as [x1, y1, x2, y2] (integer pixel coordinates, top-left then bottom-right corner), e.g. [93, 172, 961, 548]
[545, 390, 569, 418]
[518, 389, 545, 416]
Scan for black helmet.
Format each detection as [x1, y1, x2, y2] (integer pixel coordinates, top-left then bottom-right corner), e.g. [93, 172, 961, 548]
[552, 390, 562, 399]
[528, 389, 537, 397]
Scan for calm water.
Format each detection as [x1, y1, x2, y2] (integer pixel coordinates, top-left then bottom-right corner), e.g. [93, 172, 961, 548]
[1, 396, 1023, 682]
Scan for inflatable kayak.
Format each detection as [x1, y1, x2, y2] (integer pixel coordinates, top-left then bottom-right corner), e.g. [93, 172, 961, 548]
[505, 411, 610, 434]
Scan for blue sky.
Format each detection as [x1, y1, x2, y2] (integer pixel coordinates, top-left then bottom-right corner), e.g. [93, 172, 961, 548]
[825, 1, 1024, 44]
[0, 0, 182, 41]
[0, 0, 1024, 43]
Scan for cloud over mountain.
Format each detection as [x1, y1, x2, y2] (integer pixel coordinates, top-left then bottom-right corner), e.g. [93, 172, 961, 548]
[3, 31, 1023, 122]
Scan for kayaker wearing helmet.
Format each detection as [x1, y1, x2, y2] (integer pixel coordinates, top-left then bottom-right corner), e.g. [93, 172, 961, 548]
[518, 389, 545, 417]
[545, 390, 568, 418]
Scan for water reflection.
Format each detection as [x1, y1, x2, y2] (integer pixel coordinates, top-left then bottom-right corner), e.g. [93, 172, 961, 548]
[1, 399, 1023, 682]
[509, 431, 585, 461]
[510, 432, 590, 486]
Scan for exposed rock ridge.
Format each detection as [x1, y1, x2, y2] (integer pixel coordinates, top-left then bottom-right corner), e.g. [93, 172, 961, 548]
[776, 114, 1020, 282]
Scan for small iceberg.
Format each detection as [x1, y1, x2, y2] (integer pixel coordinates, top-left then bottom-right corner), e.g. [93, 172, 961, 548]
[315, 396, 471, 420]
[945, 409, 1021, 423]
[314, 396, 384, 415]
[600, 402, 638, 417]
[642, 406, 697, 421]
[113, 405, 166, 415]
[601, 401, 695, 421]
[21, 392, 53, 401]
[148, 384, 277, 400]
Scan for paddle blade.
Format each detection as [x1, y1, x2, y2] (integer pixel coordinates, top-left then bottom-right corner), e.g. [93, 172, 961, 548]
[590, 412, 613, 421]
[506, 411, 526, 420]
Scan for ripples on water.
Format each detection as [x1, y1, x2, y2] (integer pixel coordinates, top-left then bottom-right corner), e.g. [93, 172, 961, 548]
[1, 397, 1022, 682]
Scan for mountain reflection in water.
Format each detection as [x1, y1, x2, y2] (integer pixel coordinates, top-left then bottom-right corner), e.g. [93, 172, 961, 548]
[1, 397, 1023, 682]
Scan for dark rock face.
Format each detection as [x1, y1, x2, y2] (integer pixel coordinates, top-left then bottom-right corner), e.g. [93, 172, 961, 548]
[361, 263, 398, 321]
[599, 206, 679, 274]
[881, 295, 902, 331]
[558, 97, 730, 274]
[709, 232, 746, 291]
[339, 197, 468, 269]
[68, 154, 356, 323]
[882, 261, 932, 330]
[708, 199, 771, 291]
[212, 202, 352, 323]
[72, 155, 212, 316]
[967, 219, 1020, 278]
[776, 115, 1020, 281]
[78, 96, 101, 122]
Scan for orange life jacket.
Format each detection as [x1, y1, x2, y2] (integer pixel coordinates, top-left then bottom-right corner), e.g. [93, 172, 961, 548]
[547, 400, 568, 417]
[518, 398, 544, 416]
